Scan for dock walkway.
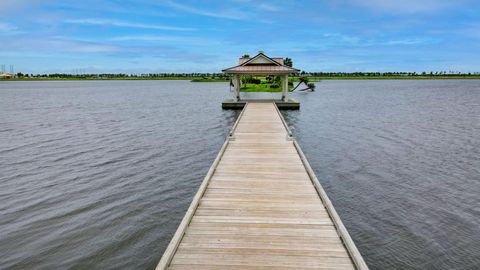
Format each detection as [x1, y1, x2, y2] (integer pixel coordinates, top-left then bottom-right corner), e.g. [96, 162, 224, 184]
[157, 102, 368, 269]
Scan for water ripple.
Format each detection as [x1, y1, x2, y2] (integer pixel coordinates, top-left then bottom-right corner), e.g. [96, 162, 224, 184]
[1, 80, 479, 269]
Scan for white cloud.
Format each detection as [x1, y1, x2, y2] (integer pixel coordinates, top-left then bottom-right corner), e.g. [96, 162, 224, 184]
[0, 22, 24, 35]
[162, 1, 247, 20]
[0, 22, 17, 32]
[110, 35, 218, 45]
[1, 36, 122, 53]
[350, 0, 469, 14]
[257, 3, 280, 12]
[112, 35, 188, 42]
[461, 23, 480, 39]
[0, 0, 51, 15]
[64, 18, 195, 31]
[385, 38, 433, 45]
[60, 42, 120, 53]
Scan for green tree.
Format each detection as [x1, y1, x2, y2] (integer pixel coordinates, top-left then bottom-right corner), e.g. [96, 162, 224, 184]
[265, 75, 274, 83]
[284, 57, 293, 67]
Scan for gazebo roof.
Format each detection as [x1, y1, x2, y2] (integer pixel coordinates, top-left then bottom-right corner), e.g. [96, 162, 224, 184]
[223, 52, 300, 75]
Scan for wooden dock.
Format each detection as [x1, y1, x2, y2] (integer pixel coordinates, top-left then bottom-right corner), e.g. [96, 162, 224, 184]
[157, 102, 368, 269]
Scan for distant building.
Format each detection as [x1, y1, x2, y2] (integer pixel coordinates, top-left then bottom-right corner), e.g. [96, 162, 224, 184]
[0, 73, 16, 79]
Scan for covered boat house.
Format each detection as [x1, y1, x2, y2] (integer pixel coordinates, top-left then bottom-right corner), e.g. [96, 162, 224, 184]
[222, 52, 300, 109]
[0, 73, 16, 79]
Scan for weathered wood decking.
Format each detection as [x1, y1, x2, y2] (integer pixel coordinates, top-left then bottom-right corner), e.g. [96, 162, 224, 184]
[157, 102, 368, 269]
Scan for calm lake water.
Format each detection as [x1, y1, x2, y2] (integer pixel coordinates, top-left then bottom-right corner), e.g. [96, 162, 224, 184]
[1, 80, 479, 269]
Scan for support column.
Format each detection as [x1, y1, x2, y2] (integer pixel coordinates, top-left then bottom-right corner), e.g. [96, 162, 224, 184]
[282, 74, 289, 101]
[233, 75, 240, 101]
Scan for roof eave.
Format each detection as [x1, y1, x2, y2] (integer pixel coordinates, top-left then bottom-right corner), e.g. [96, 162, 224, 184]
[223, 70, 298, 75]
[222, 67, 300, 74]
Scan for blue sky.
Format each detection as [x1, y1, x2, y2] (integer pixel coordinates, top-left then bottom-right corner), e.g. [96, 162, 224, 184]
[1, 0, 479, 73]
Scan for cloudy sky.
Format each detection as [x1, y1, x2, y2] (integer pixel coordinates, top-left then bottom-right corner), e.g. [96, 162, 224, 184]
[1, 0, 479, 73]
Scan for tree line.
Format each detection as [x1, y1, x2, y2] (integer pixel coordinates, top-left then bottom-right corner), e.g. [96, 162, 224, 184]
[298, 71, 480, 76]
[13, 71, 480, 79]
[14, 73, 231, 78]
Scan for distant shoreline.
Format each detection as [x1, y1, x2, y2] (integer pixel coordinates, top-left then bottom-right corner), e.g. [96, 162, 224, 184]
[2, 75, 480, 82]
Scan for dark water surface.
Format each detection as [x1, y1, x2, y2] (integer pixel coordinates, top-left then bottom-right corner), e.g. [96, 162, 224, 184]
[1, 80, 479, 269]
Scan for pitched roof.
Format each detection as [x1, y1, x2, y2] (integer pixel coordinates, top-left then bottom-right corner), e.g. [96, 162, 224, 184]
[223, 52, 299, 74]
[272, 58, 284, 65]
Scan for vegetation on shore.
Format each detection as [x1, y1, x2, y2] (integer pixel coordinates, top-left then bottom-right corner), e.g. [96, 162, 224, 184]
[5, 77, 202, 81]
[238, 76, 312, 92]
[240, 83, 296, 92]
[305, 75, 480, 80]
[2, 72, 480, 82]
[191, 78, 228, 82]
[4, 73, 229, 81]
[193, 73, 480, 82]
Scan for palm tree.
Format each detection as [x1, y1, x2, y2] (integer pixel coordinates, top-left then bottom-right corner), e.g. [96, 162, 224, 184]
[291, 76, 309, 91]
[284, 57, 293, 67]
[306, 82, 316, 91]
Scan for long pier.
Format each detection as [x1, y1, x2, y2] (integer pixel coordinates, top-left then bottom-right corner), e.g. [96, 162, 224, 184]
[157, 102, 368, 269]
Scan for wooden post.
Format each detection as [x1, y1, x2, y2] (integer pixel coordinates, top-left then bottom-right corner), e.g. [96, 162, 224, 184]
[282, 74, 289, 101]
[234, 75, 241, 101]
